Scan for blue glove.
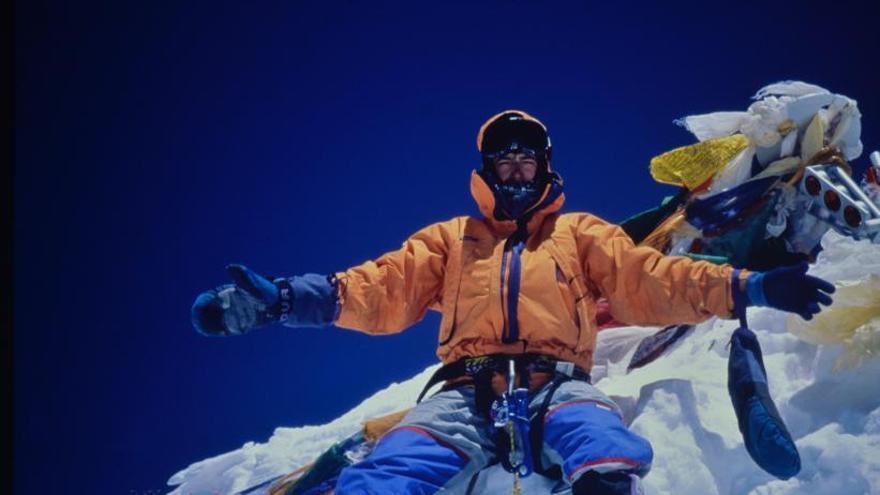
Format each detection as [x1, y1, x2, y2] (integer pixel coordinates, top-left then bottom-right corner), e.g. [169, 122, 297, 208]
[191, 264, 282, 336]
[746, 263, 835, 320]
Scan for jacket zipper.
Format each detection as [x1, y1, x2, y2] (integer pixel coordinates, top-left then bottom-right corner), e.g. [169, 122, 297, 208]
[500, 248, 510, 341]
[501, 224, 527, 344]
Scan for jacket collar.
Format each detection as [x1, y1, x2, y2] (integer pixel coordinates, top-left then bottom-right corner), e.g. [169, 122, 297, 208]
[469, 170, 565, 237]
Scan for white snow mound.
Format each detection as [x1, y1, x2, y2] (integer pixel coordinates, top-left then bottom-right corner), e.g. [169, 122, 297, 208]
[168, 232, 880, 494]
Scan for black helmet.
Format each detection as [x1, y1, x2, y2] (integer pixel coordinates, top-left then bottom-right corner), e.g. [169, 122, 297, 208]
[477, 110, 552, 172]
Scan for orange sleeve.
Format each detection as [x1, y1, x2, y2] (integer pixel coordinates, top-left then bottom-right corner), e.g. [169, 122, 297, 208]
[574, 214, 739, 326]
[332, 220, 453, 335]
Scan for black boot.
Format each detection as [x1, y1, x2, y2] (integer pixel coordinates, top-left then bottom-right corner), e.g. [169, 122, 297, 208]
[571, 470, 640, 495]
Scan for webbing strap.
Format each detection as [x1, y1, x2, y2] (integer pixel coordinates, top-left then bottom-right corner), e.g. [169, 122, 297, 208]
[731, 268, 749, 327]
[529, 375, 568, 480]
[416, 360, 468, 404]
[416, 355, 590, 404]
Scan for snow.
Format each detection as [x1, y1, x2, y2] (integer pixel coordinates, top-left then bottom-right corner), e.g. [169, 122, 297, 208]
[168, 232, 880, 494]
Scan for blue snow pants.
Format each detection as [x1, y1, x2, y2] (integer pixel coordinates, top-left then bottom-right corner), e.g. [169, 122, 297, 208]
[336, 379, 653, 494]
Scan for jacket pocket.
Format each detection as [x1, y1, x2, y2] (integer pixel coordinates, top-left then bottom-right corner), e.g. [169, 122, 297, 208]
[554, 262, 581, 331]
[545, 241, 595, 354]
[438, 302, 458, 345]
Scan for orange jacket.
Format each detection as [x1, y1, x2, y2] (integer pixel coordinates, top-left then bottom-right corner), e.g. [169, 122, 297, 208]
[333, 171, 740, 371]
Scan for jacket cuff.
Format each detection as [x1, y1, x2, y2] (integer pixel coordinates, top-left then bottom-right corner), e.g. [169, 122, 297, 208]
[278, 274, 339, 327]
[745, 272, 768, 307]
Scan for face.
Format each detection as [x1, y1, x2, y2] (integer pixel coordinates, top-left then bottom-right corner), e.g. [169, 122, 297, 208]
[493, 152, 538, 184]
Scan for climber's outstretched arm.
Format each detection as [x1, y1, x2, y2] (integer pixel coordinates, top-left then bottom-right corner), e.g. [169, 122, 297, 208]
[191, 220, 454, 337]
[573, 215, 833, 326]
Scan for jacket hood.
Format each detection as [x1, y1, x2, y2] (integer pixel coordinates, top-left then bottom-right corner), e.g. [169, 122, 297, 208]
[470, 170, 566, 236]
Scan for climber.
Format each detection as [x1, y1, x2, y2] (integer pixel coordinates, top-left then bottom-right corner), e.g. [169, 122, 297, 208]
[191, 110, 834, 494]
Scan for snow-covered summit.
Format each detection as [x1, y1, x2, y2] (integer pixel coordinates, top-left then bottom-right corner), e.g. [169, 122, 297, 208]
[168, 232, 880, 495]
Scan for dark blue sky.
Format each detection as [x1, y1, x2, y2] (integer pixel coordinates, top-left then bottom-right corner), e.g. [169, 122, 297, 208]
[14, 1, 879, 493]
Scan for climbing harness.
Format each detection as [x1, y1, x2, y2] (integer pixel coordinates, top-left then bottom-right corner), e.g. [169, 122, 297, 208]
[417, 353, 591, 491]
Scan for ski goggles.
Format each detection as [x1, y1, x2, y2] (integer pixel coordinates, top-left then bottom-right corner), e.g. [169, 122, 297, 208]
[483, 147, 541, 164]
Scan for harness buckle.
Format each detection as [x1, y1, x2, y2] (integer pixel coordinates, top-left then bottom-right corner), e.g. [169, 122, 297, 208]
[554, 360, 575, 378]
